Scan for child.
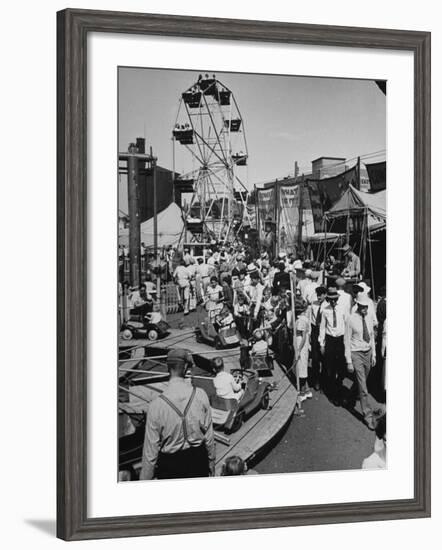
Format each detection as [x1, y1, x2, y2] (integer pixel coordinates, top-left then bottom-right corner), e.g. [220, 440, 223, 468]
[215, 304, 234, 329]
[261, 308, 276, 346]
[251, 329, 268, 356]
[233, 292, 250, 338]
[261, 286, 273, 311]
[221, 455, 258, 476]
[213, 357, 244, 401]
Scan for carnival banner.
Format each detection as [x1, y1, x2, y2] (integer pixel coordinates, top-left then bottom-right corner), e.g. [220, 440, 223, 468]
[256, 186, 276, 252]
[257, 186, 276, 228]
[278, 184, 300, 252]
[365, 161, 386, 192]
[306, 165, 358, 233]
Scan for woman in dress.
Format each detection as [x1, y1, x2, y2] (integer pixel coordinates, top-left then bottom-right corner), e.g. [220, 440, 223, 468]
[204, 276, 224, 319]
[295, 298, 312, 398]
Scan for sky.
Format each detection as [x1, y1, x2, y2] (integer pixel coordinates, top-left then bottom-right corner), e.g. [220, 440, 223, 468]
[118, 67, 386, 212]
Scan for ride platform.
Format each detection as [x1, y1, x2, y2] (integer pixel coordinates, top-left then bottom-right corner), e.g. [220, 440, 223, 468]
[119, 329, 298, 475]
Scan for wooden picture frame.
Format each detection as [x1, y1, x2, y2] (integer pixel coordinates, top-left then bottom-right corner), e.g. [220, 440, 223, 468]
[57, 8, 431, 541]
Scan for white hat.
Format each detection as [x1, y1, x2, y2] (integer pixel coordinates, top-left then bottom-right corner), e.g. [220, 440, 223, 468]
[357, 281, 371, 294]
[278, 251, 287, 259]
[293, 260, 303, 269]
[247, 263, 258, 273]
[305, 269, 313, 278]
[356, 294, 370, 307]
[311, 271, 320, 280]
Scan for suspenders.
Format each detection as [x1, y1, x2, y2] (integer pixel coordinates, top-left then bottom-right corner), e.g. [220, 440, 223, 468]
[159, 387, 197, 445]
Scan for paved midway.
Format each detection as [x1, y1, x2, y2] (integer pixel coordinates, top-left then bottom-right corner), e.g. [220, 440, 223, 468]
[253, 389, 377, 474]
[165, 306, 380, 474]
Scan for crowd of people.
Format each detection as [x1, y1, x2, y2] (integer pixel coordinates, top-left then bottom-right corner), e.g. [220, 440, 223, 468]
[124, 240, 386, 426]
[120, 236, 388, 480]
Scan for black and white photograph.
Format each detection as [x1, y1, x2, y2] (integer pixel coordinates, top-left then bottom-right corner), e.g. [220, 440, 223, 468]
[117, 67, 387, 482]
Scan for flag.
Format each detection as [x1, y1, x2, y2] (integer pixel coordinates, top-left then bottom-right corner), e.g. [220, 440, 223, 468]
[365, 161, 386, 192]
[278, 184, 300, 252]
[306, 165, 357, 232]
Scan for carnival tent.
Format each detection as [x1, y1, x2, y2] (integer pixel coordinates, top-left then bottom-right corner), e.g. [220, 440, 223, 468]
[118, 202, 184, 247]
[326, 184, 386, 222]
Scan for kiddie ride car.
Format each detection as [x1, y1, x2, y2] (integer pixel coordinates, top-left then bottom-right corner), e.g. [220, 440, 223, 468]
[193, 369, 272, 434]
[120, 311, 169, 341]
[195, 314, 241, 349]
[239, 338, 275, 376]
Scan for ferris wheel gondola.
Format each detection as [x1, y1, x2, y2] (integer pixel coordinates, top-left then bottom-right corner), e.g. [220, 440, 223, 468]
[172, 74, 251, 244]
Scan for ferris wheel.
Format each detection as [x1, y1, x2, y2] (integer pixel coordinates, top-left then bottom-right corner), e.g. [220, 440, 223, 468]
[172, 73, 250, 243]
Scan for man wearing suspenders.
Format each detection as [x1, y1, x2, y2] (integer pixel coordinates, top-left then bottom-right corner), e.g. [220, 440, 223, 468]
[140, 349, 216, 480]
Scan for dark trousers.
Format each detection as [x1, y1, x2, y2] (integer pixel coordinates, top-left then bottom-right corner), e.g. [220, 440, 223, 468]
[310, 326, 322, 386]
[235, 315, 250, 339]
[323, 334, 346, 401]
[156, 444, 209, 479]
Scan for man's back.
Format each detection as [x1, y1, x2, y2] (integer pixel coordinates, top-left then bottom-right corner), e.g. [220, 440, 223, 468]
[140, 378, 215, 480]
[174, 265, 189, 282]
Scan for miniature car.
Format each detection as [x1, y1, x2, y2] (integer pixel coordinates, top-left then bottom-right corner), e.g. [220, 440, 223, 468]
[121, 311, 169, 341]
[195, 317, 240, 349]
[249, 353, 275, 374]
[192, 369, 271, 434]
[239, 341, 275, 375]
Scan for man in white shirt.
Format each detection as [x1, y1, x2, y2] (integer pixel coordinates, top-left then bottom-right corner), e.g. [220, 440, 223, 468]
[206, 250, 216, 268]
[302, 269, 319, 304]
[352, 281, 378, 327]
[319, 286, 348, 405]
[183, 248, 192, 266]
[196, 257, 211, 297]
[186, 258, 198, 312]
[341, 244, 361, 279]
[244, 271, 264, 329]
[173, 260, 190, 314]
[336, 277, 353, 314]
[345, 294, 377, 429]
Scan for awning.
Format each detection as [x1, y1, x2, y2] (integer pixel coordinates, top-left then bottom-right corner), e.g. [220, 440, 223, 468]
[326, 185, 386, 221]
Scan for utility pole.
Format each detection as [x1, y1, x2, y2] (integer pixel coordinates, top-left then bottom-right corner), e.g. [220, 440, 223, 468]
[151, 145, 162, 315]
[297, 174, 304, 255]
[127, 143, 141, 288]
[119, 140, 158, 289]
[151, 145, 158, 260]
[172, 135, 176, 204]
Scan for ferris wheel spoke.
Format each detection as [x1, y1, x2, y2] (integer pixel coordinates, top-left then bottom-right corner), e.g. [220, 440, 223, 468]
[192, 128, 228, 167]
[201, 92, 229, 166]
[183, 101, 206, 164]
[182, 143, 206, 167]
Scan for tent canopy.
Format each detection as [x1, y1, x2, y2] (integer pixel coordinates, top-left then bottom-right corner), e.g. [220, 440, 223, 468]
[119, 202, 184, 247]
[326, 185, 386, 221]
